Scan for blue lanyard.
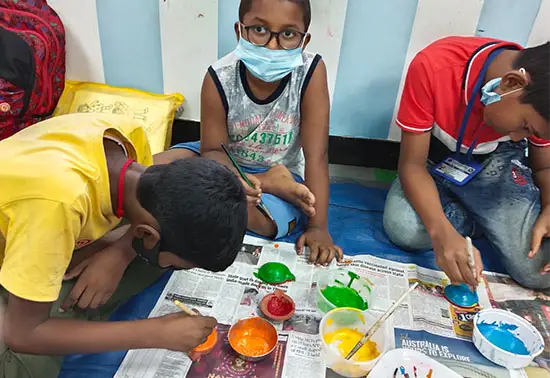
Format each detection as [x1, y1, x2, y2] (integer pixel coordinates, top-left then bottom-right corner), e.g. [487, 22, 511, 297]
[455, 48, 504, 159]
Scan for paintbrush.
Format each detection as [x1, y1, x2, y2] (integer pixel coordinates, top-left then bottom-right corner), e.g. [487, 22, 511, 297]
[345, 282, 419, 360]
[220, 143, 273, 221]
[466, 236, 478, 290]
[172, 299, 197, 316]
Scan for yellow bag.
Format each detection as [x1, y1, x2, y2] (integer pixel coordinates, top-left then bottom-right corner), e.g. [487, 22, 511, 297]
[53, 81, 184, 154]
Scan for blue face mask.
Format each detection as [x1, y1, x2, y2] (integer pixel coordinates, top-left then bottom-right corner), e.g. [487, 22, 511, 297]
[480, 73, 524, 106]
[234, 36, 304, 83]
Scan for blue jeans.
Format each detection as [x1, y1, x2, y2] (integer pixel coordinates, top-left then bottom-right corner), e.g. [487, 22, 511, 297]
[383, 141, 550, 289]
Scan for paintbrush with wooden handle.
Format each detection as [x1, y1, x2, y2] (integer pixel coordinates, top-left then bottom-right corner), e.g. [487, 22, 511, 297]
[172, 299, 197, 316]
[466, 236, 478, 289]
[220, 143, 274, 221]
[345, 282, 419, 360]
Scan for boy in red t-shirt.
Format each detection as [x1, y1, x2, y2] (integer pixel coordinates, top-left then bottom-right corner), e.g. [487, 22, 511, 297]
[384, 37, 549, 289]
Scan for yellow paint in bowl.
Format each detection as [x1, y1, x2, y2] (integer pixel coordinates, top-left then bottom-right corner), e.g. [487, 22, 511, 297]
[323, 328, 380, 362]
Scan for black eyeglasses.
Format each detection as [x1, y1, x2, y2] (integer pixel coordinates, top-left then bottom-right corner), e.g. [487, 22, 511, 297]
[240, 23, 306, 50]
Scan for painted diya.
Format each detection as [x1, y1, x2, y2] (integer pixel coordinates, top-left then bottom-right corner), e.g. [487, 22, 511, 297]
[189, 327, 218, 362]
[444, 283, 479, 308]
[259, 289, 296, 321]
[254, 262, 296, 285]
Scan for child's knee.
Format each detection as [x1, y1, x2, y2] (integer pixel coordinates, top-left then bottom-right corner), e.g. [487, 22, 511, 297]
[508, 266, 550, 290]
[490, 226, 549, 289]
[383, 205, 431, 250]
[383, 180, 430, 250]
[503, 245, 550, 290]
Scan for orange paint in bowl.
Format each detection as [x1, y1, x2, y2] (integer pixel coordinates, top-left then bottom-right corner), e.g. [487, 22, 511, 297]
[228, 317, 278, 361]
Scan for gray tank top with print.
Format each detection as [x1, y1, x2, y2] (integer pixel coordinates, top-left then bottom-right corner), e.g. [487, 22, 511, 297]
[209, 51, 321, 178]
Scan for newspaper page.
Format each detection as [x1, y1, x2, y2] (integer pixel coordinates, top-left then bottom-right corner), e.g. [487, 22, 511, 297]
[115, 237, 545, 378]
[115, 237, 326, 378]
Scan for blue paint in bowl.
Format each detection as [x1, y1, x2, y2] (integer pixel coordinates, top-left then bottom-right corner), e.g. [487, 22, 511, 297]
[477, 321, 529, 355]
[473, 309, 544, 369]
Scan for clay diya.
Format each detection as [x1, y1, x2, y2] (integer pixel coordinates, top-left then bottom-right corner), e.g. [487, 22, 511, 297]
[228, 317, 278, 362]
[189, 327, 218, 362]
[259, 289, 296, 322]
[254, 262, 295, 285]
[444, 283, 479, 308]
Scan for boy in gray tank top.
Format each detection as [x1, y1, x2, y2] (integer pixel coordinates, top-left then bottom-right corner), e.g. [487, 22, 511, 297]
[157, 0, 343, 266]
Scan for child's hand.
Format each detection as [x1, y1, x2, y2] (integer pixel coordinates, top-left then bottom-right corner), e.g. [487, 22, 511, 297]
[432, 226, 483, 287]
[157, 313, 217, 352]
[239, 174, 262, 206]
[60, 245, 132, 312]
[296, 227, 343, 266]
[529, 207, 550, 274]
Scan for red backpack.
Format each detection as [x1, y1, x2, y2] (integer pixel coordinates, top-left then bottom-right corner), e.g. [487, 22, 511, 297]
[0, 0, 65, 140]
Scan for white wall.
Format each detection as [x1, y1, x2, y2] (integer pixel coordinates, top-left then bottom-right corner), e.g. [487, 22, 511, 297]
[48, 0, 549, 139]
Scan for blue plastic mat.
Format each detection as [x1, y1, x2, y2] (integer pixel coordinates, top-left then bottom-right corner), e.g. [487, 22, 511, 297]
[59, 183, 504, 378]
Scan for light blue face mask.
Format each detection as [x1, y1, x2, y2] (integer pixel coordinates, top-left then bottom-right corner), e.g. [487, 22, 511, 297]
[480, 69, 525, 105]
[234, 35, 304, 83]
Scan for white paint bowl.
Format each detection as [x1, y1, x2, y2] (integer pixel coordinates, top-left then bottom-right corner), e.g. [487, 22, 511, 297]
[472, 309, 544, 369]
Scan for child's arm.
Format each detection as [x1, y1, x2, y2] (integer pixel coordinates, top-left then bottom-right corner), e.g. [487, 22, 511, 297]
[60, 226, 136, 311]
[200, 72, 234, 166]
[528, 144, 550, 267]
[297, 59, 343, 265]
[399, 132, 448, 233]
[200, 72, 261, 203]
[4, 294, 216, 355]
[398, 131, 482, 286]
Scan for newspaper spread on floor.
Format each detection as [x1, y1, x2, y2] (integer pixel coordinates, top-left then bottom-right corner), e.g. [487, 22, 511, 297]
[114, 236, 549, 378]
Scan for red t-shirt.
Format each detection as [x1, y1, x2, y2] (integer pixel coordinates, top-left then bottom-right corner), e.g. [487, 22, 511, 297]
[397, 36, 550, 154]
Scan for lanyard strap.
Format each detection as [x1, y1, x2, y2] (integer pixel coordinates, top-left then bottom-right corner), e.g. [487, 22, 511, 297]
[455, 47, 505, 159]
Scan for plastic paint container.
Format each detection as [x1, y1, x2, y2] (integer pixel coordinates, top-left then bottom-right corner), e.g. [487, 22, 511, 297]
[228, 317, 278, 362]
[320, 308, 390, 377]
[473, 309, 544, 369]
[317, 269, 373, 314]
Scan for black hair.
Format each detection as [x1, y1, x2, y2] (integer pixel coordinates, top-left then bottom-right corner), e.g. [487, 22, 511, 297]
[512, 42, 549, 122]
[239, 0, 312, 30]
[137, 157, 248, 272]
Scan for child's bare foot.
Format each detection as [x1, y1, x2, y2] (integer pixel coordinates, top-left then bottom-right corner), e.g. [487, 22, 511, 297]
[257, 165, 316, 217]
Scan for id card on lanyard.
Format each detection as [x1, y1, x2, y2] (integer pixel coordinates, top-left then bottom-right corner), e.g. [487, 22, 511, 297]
[432, 47, 505, 186]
